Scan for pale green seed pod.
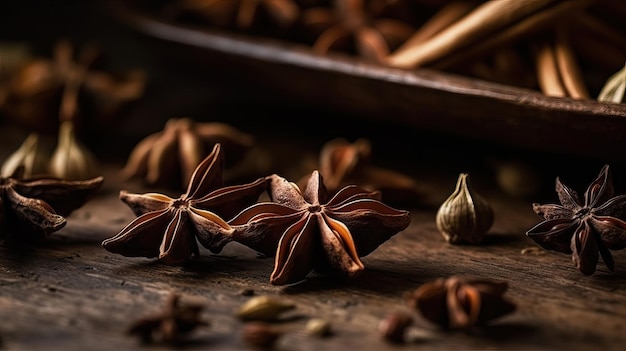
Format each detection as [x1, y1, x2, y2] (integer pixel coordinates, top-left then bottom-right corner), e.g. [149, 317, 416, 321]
[436, 173, 494, 244]
[1, 133, 50, 178]
[49, 121, 99, 180]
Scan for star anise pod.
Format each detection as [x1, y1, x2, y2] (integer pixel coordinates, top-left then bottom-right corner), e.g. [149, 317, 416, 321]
[229, 170, 411, 285]
[300, 138, 421, 205]
[302, 0, 414, 62]
[102, 143, 269, 265]
[176, 0, 300, 30]
[406, 276, 516, 330]
[526, 165, 626, 275]
[0, 40, 145, 132]
[121, 118, 254, 189]
[127, 292, 208, 344]
[0, 167, 103, 243]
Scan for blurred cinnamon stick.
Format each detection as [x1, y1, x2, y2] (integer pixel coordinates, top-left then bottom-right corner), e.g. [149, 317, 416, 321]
[385, 0, 557, 68]
[399, 1, 477, 47]
[432, 0, 591, 70]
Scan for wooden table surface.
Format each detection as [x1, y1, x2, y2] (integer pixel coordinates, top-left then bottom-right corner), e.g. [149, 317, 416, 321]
[2, 149, 625, 351]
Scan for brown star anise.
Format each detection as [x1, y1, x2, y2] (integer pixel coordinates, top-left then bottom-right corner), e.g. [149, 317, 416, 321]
[302, 0, 414, 62]
[102, 143, 269, 265]
[406, 276, 516, 330]
[526, 165, 626, 275]
[121, 118, 254, 189]
[229, 170, 411, 285]
[0, 40, 145, 132]
[127, 292, 208, 344]
[176, 0, 300, 29]
[0, 167, 103, 243]
[300, 138, 421, 205]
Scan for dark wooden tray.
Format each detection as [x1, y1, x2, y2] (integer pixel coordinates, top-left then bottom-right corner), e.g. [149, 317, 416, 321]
[111, 2, 626, 161]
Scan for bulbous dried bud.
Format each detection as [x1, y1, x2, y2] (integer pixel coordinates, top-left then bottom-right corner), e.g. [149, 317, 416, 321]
[436, 173, 493, 244]
[1, 133, 50, 178]
[49, 121, 99, 180]
[236, 296, 295, 322]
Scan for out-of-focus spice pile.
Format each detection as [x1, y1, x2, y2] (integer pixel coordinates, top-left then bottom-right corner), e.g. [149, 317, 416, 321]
[140, 0, 626, 100]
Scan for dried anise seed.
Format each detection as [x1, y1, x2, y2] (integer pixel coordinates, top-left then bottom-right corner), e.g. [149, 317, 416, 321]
[127, 292, 208, 344]
[121, 118, 254, 189]
[236, 295, 296, 321]
[302, 0, 414, 62]
[229, 170, 411, 285]
[526, 165, 626, 275]
[406, 276, 516, 330]
[305, 318, 332, 337]
[103, 143, 269, 265]
[0, 167, 103, 243]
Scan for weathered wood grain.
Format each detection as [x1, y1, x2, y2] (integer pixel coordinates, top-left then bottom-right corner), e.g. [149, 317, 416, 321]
[2, 163, 625, 351]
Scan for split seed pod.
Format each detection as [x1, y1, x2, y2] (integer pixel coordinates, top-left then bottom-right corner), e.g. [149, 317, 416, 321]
[436, 173, 493, 244]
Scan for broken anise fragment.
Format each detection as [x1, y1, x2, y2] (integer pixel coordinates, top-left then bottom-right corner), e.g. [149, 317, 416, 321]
[0, 167, 103, 243]
[526, 165, 626, 275]
[127, 292, 208, 344]
[103, 143, 269, 265]
[229, 170, 411, 285]
[406, 276, 516, 330]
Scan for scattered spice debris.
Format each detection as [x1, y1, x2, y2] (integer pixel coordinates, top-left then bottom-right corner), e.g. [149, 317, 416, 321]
[127, 293, 208, 344]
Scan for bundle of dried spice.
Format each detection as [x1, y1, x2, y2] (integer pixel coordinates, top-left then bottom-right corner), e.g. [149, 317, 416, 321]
[229, 170, 411, 285]
[0, 167, 103, 244]
[406, 276, 516, 330]
[526, 165, 626, 275]
[127, 292, 208, 344]
[102, 143, 269, 265]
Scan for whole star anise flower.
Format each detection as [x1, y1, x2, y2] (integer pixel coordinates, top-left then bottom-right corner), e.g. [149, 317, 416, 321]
[176, 0, 300, 29]
[229, 170, 411, 285]
[302, 0, 414, 62]
[102, 143, 269, 265]
[121, 118, 254, 189]
[127, 292, 208, 344]
[0, 167, 103, 243]
[526, 165, 626, 275]
[0, 40, 145, 132]
[406, 276, 516, 330]
[300, 138, 421, 205]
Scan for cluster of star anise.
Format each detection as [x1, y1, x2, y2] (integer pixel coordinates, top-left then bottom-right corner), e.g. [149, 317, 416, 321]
[102, 142, 411, 285]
